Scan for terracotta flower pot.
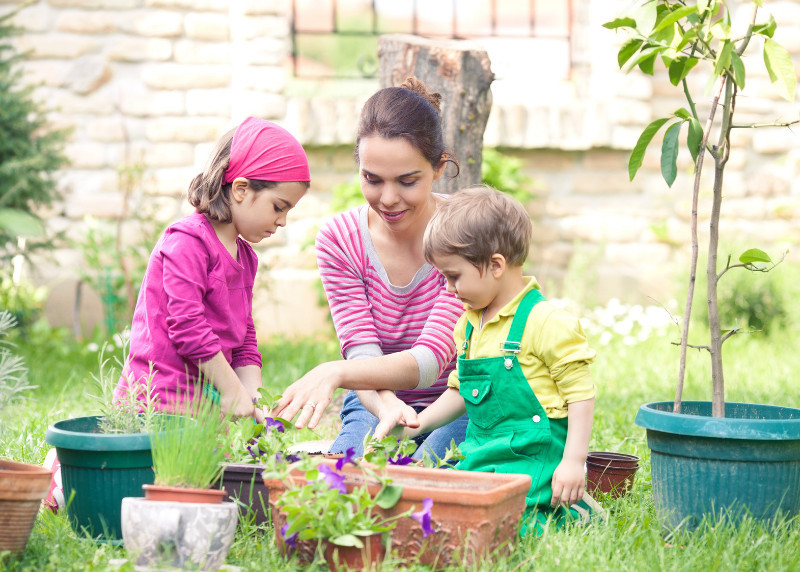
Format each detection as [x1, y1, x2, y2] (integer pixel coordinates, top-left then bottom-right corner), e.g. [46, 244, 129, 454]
[265, 460, 530, 569]
[217, 463, 270, 524]
[587, 451, 640, 469]
[142, 484, 227, 503]
[585, 460, 639, 499]
[324, 533, 386, 571]
[0, 458, 52, 555]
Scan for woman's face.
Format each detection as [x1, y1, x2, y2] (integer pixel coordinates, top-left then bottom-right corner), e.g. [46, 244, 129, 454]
[358, 136, 445, 234]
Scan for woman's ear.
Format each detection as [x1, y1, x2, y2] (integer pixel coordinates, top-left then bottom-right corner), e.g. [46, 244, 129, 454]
[489, 253, 506, 278]
[231, 177, 249, 203]
[433, 154, 448, 181]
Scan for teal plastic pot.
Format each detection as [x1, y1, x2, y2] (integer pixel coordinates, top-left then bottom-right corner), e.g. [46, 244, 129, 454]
[635, 401, 800, 530]
[45, 416, 155, 540]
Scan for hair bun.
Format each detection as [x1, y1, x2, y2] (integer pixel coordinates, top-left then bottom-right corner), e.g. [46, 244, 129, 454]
[400, 76, 442, 113]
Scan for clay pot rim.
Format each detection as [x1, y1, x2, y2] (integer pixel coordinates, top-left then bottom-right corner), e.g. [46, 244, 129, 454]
[142, 484, 228, 504]
[587, 451, 640, 462]
[586, 461, 640, 472]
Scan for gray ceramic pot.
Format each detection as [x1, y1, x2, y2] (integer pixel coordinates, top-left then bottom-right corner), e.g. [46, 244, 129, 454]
[121, 497, 238, 570]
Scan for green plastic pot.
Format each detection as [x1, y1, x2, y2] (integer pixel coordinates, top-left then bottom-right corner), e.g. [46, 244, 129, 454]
[635, 401, 800, 530]
[45, 416, 155, 541]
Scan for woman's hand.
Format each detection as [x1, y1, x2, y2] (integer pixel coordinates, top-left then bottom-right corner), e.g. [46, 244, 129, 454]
[550, 458, 586, 508]
[372, 390, 421, 441]
[270, 361, 343, 429]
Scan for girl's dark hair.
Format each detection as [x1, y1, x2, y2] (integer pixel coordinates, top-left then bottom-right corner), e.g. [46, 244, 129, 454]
[354, 77, 459, 175]
[187, 127, 304, 223]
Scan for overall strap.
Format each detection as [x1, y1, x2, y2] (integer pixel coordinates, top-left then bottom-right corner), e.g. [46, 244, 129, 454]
[501, 288, 546, 351]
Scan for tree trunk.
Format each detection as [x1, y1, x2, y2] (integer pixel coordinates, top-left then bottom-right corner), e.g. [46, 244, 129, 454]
[378, 34, 494, 195]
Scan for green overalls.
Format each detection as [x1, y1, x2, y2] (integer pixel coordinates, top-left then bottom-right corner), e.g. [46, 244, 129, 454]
[455, 288, 594, 536]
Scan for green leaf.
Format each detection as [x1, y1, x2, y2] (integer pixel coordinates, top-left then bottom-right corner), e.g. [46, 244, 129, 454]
[0, 208, 45, 238]
[714, 39, 734, 77]
[638, 51, 658, 75]
[710, 20, 732, 40]
[374, 484, 403, 509]
[697, 0, 710, 13]
[674, 107, 691, 120]
[330, 534, 363, 548]
[752, 14, 775, 38]
[618, 38, 644, 68]
[669, 56, 698, 85]
[687, 117, 703, 163]
[764, 38, 797, 101]
[739, 248, 772, 264]
[603, 17, 637, 30]
[730, 52, 745, 89]
[629, 117, 671, 181]
[660, 121, 681, 187]
[652, 5, 698, 34]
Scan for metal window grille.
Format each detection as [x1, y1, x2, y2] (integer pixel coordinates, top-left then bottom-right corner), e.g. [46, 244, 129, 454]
[291, 0, 572, 79]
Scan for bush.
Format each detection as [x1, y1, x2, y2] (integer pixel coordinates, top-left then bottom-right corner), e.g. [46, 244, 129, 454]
[0, 8, 69, 263]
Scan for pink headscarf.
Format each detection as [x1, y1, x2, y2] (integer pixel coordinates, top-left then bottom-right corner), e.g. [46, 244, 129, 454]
[223, 117, 310, 184]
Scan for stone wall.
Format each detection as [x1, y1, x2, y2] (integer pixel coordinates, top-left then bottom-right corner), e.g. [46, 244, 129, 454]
[4, 0, 800, 339]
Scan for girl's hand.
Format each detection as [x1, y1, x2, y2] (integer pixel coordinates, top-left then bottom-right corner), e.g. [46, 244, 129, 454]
[550, 458, 586, 508]
[220, 390, 265, 424]
[270, 361, 342, 429]
[372, 391, 420, 441]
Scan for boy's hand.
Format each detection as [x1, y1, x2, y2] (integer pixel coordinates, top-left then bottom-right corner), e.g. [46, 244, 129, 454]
[550, 458, 586, 508]
[372, 392, 420, 441]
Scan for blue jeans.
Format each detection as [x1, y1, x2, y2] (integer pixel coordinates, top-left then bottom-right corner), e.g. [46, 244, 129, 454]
[329, 390, 469, 460]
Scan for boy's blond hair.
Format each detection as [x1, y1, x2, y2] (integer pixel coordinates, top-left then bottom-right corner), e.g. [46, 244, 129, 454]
[424, 185, 532, 272]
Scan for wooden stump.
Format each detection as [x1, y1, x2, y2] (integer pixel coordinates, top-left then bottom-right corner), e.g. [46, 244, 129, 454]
[378, 34, 494, 195]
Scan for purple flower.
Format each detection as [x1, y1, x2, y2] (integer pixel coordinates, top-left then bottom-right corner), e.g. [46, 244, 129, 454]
[388, 454, 414, 466]
[318, 464, 347, 494]
[280, 523, 298, 548]
[265, 417, 285, 433]
[274, 452, 301, 464]
[335, 447, 357, 471]
[411, 497, 434, 537]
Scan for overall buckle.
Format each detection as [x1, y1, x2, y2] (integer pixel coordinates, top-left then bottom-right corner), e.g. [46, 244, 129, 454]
[499, 341, 521, 354]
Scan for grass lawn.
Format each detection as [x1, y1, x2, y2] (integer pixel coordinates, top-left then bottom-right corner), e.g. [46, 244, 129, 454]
[2, 311, 799, 571]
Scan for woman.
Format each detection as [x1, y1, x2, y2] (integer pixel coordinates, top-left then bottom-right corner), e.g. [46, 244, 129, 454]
[272, 78, 468, 458]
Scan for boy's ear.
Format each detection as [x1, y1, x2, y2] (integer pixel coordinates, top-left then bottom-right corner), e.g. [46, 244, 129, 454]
[489, 253, 506, 278]
[231, 177, 249, 203]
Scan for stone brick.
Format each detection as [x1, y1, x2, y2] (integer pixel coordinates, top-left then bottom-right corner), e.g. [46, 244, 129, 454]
[605, 243, 672, 265]
[251, 269, 331, 339]
[87, 117, 127, 142]
[108, 37, 172, 62]
[174, 40, 231, 65]
[49, 0, 139, 8]
[66, 56, 112, 94]
[59, 168, 119, 196]
[232, 15, 288, 40]
[582, 150, 628, 171]
[752, 128, 800, 154]
[145, 0, 227, 10]
[520, 150, 574, 171]
[230, 90, 285, 120]
[558, 214, 647, 242]
[126, 10, 183, 37]
[768, 197, 800, 220]
[14, 34, 96, 59]
[22, 61, 67, 87]
[10, 4, 49, 32]
[186, 89, 232, 116]
[65, 141, 108, 168]
[128, 142, 195, 167]
[241, 0, 288, 15]
[149, 166, 197, 195]
[235, 65, 285, 92]
[65, 192, 126, 218]
[572, 171, 633, 194]
[184, 12, 230, 41]
[50, 87, 115, 115]
[119, 88, 185, 117]
[56, 10, 117, 34]
[146, 116, 230, 143]
[141, 64, 231, 90]
[724, 197, 767, 219]
[239, 37, 286, 66]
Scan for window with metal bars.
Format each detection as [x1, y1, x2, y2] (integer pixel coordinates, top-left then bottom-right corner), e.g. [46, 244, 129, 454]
[291, 0, 572, 80]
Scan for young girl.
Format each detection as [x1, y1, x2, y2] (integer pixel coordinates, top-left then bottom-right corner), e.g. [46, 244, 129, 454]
[116, 116, 310, 420]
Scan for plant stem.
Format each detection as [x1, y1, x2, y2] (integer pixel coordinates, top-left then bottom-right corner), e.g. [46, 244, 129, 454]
[673, 75, 727, 414]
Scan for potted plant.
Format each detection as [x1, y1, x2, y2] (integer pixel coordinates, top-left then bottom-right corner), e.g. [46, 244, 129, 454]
[121, 389, 238, 571]
[265, 437, 531, 569]
[216, 389, 289, 525]
[604, 0, 800, 529]
[44, 349, 161, 541]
